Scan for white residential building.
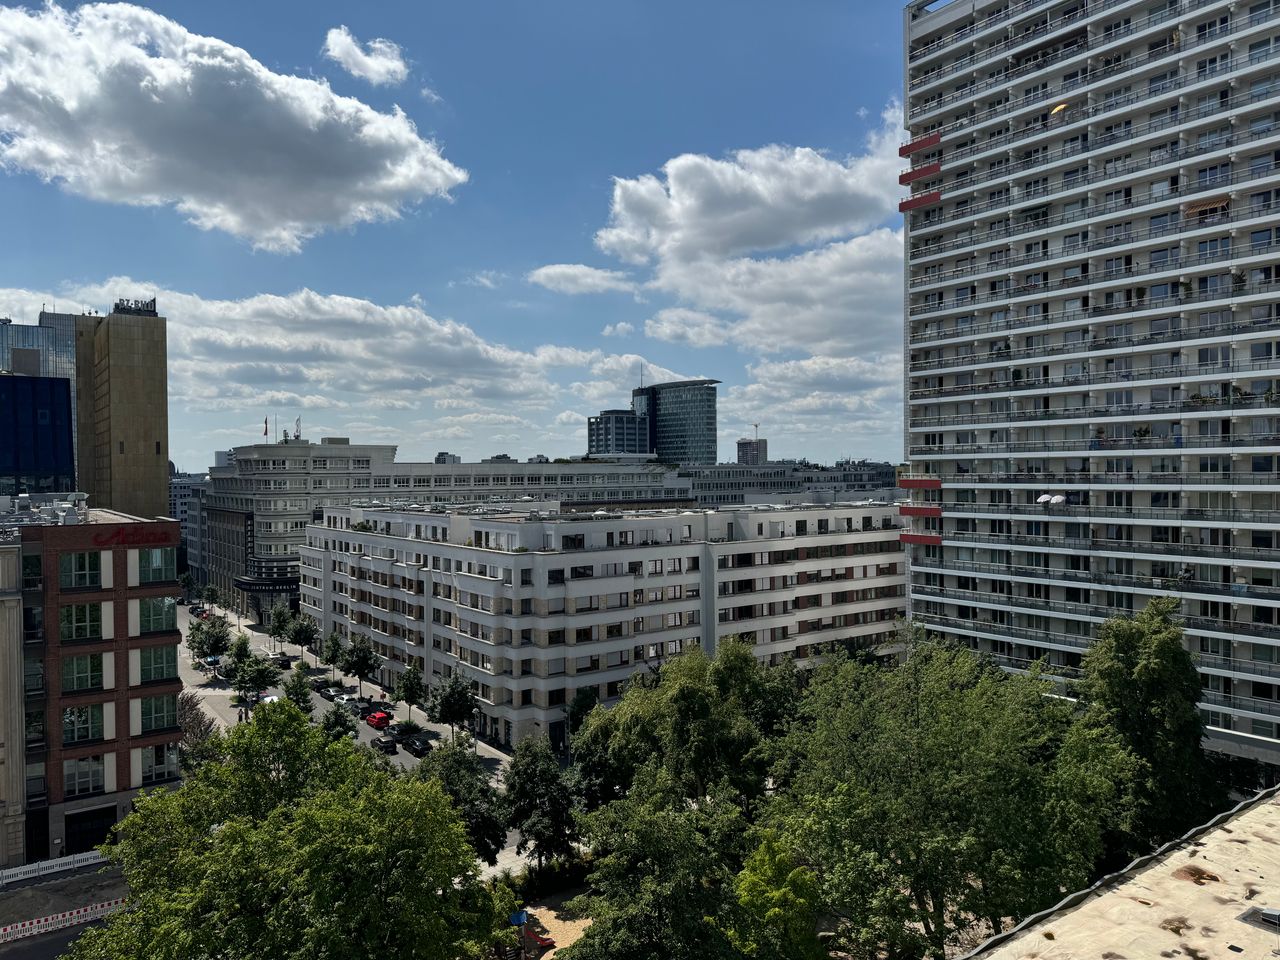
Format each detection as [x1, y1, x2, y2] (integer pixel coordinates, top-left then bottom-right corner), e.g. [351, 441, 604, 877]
[902, 0, 1280, 761]
[300, 501, 905, 748]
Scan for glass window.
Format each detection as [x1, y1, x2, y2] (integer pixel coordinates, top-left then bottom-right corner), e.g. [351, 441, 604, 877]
[139, 645, 178, 683]
[61, 704, 104, 745]
[61, 653, 103, 692]
[138, 547, 176, 584]
[141, 743, 179, 784]
[59, 604, 101, 642]
[140, 694, 177, 733]
[139, 597, 176, 634]
[59, 552, 100, 589]
[62, 756, 104, 797]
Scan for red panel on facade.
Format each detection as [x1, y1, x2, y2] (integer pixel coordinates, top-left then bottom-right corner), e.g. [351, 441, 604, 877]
[899, 476, 943, 489]
[898, 504, 943, 517]
[899, 162, 942, 186]
[899, 190, 942, 213]
[900, 532, 943, 546]
[899, 131, 942, 158]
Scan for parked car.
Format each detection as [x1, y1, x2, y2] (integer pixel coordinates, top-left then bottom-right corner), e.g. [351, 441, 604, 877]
[365, 711, 391, 730]
[188, 604, 204, 615]
[404, 735, 433, 757]
[385, 723, 416, 742]
[271, 653, 291, 669]
[370, 735, 398, 754]
[320, 687, 345, 701]
[334, 694, 360, 707]
[311, 677, 332, 692]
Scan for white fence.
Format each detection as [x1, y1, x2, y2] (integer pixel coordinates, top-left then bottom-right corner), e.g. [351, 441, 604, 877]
[0, 850, 104, 889]
[0, 897, 125, 943]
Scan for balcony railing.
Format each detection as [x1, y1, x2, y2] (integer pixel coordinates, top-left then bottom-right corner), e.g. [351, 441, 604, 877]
[939, 529, 1280, 563]
[900, 470, 1280, 488]
[910, 354, 1280, 402]
[910, 392, 1280, 430]
[909, 427, 1280, 457]
[937, 500, 1280, 526]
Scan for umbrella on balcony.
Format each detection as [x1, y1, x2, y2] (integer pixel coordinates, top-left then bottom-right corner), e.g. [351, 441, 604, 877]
[1036, 494, 1053, 503]
[1050, 495, 1066, 504]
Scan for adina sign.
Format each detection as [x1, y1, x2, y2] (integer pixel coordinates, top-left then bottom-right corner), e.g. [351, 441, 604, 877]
[89, 527, 175, 548]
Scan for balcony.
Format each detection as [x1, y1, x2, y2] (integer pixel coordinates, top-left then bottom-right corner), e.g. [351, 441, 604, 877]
[900, 470, 1280, 489]
[909, 428, 1280, 458]
[939, 529, 1280, 563]
[939, 500, 1280, 527]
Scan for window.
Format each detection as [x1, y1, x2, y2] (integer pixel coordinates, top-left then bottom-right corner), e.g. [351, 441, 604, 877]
[59, 604, 101, 642]
[140, 694, 178, 733]
[138, 547, 176, 584]
[61, 704, 104, 745]
[139, 645, 178, 683]
[62, 756, 104, 797]
[141, 743, 179, 784]
[62, 654, 103, 692]
[58, 552, 100, 589]
[139, 597, 176, 634]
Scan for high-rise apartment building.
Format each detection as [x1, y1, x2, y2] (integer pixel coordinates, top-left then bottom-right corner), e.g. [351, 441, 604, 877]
[632, 379, 720, 464]
[902, 0, 1280, 760]
[300, 500, 904, 748]
[737, 438, 769, 465]
[1, 494, 181, 865]
[587, 409, 651, 456]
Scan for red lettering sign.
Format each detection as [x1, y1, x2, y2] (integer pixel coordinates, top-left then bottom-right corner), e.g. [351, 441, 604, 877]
[90, 526, 175, 548]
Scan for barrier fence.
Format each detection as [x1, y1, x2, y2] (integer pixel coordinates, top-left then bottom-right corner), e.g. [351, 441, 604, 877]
[0, 897, 125, 944]
[0, 850, 104, 889]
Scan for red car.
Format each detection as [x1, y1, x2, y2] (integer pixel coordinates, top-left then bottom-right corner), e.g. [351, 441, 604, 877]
[365, 711, 391, 730]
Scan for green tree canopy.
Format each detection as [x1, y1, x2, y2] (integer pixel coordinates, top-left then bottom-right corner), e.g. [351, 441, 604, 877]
[417, 742, 507, 866]
[64, 701, 510, 960]
[432, 672, 477, 741]
[342, 634, 381, 697]
[282, 663, 314, 717]
[321, 631, 345, 682]
[233, 654, 282, 707]
[1079, 597, 1225, 853]
[320, 703, 357, 742]
[287, 615, 319, 653]
[506, 734, 576, 872]
[176, 689, 218, 775]
[184, 618, 209, 662]
[268, 602, 293, 646]
[393, 666, 427, 722]
[773, 643, 1137, 960]
[561, 768, 747, 960]
[724, 832, 826, 960]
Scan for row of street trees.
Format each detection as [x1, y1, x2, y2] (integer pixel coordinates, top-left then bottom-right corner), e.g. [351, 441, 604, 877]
[73, 600, 1245, 959]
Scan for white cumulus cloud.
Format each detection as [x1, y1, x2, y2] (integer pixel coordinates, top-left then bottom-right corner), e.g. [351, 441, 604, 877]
[323, 25, 410, 86]
[601, 322, 634, 337]
[644, 308, 730, 348]
[526, 264, 637, 295]
[0, 4, 467, 252]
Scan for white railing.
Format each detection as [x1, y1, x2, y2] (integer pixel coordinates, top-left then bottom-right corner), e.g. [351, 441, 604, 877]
[0, 850, 104, 888]
[0, 897, 125, 943]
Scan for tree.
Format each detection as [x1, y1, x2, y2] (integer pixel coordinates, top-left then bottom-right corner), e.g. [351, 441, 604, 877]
[178, 572, 195, 602]
[282, 664, 314, 717]
[392, 667, 427, 723]
[185, 618, 209, 663]
[724, 833, 826, 960]
[63, 701, 510, 960]
[202, 616, 232, 660]
[320, 703, 357, 742]
[341, 634, 380, 698]
[1080, 598, 1225, 854]
[562, 769, 746, 960]
[432, 672, 477, 743]
[200, 584, 221, 607]
[321, 631, 345, 684]
[176, 690, 218, 774]
[566, 685, 599, 737]
[505, 735, 576, 872]
[267, 602, 293, 652]
[417, 742, 507, 866]
[287, 616, 319, 655]
[774, 642, 1137, 960]
[225, 631, 251, 674]
[233, 654, 282, 708]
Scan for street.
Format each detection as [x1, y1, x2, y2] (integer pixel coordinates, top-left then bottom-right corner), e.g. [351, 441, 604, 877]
[177, 604, 530, 875]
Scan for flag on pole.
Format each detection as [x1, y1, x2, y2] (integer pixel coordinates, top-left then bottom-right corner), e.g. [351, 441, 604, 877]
[294, 416, 301, 438]
[263, 416, 268, 437]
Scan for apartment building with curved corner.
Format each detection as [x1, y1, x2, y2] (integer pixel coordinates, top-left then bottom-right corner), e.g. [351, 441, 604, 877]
[902, 0, 1280, 762]
[299, 500, 904, 750]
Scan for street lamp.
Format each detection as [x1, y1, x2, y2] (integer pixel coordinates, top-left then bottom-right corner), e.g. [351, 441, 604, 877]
[471, 706, 481, 754]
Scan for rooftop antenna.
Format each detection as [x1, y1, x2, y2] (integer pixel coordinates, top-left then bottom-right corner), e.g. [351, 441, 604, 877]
[753, 423, 760, 441]
[639, 360, 645, 389]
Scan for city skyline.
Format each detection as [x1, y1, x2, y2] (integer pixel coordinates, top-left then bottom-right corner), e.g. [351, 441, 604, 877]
[0, 0, 906, 471]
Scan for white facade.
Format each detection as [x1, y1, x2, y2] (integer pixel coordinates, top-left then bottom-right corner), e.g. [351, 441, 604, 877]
[903, 0, 1280, 760]
[300, 501, 905, 747]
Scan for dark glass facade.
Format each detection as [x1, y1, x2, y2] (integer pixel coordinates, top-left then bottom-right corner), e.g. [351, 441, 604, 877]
[0, 375, 75, 495]
[632, 380, 719, 465]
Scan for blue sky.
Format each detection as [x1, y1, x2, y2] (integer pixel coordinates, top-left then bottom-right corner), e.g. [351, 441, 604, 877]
[0, 0, 905, 470]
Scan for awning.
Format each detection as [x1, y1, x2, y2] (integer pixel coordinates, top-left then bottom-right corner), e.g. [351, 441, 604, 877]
[1183, 196, 1231, 215]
